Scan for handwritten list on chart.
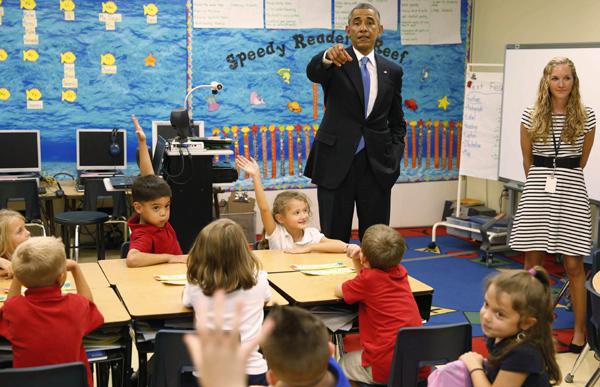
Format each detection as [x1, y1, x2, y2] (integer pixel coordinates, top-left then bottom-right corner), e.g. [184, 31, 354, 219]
[459, 79, 503, 180]
[265, 0, 331, 29]
[193, 0, 264, 29]
[334, 0, 398, 31]
[400, 0, 461, 45]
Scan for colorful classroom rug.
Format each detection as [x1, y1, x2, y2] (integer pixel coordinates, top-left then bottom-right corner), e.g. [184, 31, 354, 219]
[341, 226, 577, 357]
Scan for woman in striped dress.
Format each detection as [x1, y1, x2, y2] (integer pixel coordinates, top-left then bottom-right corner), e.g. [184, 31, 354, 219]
[509, 57, 596, 353]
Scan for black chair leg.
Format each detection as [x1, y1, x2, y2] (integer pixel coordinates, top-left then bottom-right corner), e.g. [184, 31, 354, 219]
[61, 224, 71, 259]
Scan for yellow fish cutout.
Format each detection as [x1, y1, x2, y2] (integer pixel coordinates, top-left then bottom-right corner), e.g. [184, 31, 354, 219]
[23, 49, 39, 62]
[102, 1, 117, 14]
[0, 49, 8, 62]
[277, 68, 291, 84]
[143, 3, 157, 16]
[101, 53, 116, 65]
[61, 51, 76, 64]
[20, 0, 36, 10]
[60, 0, 75, 11]
[0, 88, 10, 101]
[62, 89, 77, 102]
[26, 88, 42, 101]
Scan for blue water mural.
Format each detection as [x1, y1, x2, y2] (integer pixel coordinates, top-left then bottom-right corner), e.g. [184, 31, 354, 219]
[0, 0, 471, 189]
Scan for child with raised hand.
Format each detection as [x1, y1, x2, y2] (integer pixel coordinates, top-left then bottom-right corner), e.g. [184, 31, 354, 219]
[0, 209, 31, 278]
[460, 266, 560, 386]
[182, 218, 272, 386]
[236, 155, 346, 253]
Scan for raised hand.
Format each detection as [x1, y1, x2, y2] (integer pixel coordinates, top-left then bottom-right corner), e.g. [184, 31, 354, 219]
[236, 156, 260, 176]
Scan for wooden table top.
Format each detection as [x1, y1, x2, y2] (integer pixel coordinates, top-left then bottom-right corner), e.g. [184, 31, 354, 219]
[99, 259, 286, 320]
[268, 271, 434, 307]
[253, 249, 349, 273]
[89, 287, 131, 327]
[0, 262, 110, 292]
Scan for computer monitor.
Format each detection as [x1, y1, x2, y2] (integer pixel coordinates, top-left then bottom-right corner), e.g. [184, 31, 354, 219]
[151, 120, 204, 152]
[0, 130, 41, 173]
[77, 129, 127, 171]
[152, 135, 167, 175]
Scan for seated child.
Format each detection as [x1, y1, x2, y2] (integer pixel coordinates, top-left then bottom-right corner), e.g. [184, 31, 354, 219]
[260, 305, 351, 387]
[0, 209, 31, 278]
[236, 156, 346, 253]
[334, 224, 423, 385]
[126, 115, 187, 267]
[0, 237, 104, 387]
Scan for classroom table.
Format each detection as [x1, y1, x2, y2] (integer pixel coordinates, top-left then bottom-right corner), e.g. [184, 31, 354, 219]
[0, 261, 110, 291]
[254, 249, 435, 321]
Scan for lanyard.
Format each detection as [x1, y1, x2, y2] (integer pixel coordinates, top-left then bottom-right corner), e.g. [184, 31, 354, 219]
[550, 117, 561, 176]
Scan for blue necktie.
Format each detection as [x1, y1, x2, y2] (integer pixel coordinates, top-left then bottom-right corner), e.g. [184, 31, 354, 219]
[356, 56, 369, 154]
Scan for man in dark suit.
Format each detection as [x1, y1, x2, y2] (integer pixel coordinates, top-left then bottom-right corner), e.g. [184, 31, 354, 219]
[304, 3, 406, 243]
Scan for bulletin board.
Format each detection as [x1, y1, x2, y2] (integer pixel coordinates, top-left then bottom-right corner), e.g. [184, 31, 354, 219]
[0, 0, 472, 191]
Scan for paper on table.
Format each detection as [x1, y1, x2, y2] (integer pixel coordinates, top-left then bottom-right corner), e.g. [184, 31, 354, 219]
[301, 268, 356, 276]
[291, 262, 346, 270]
[154, 274, 186, 281]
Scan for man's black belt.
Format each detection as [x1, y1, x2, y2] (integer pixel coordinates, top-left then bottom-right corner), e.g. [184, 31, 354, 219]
[533, 155, 581, 169]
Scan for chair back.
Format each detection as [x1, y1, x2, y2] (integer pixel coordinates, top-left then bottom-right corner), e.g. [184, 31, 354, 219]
[0, 361, 88, 387]
[586, 279, 600, 357]
[82, 179, 127, 218]
[388, 322, 472, 387]
[0, 179, 42, 221]
[151, 329, 195, 387]
[121, 241, 130, 258]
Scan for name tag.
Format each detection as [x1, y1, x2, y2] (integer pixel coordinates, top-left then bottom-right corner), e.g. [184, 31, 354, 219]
[545, 176, 557, 193]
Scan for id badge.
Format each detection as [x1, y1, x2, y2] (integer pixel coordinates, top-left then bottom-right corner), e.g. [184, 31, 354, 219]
[545, 176, 557, 193]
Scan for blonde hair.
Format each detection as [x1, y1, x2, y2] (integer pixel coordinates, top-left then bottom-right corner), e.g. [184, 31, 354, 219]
[187, 218, 262, 296]
[261, 305, 330, 386]
[361, 224, 406, 270]
[0, 209, 26, 260]
[529, 56, 587, 145]
[257, 191, 312, 250]
[12, 237, 66, 289]
[485, 266, 561, 384]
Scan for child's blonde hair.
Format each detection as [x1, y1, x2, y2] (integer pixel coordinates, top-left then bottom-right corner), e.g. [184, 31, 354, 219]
[187, 218, 262, 296]
[12, 237, 67, 289]
[486, 266, 561, 384]
[361, 224, 406, 270]
[257, 191, 312, 250]
[0, 209, 26, 259]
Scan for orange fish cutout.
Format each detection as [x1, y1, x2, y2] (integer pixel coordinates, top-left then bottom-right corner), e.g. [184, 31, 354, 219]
[404, 99, 418, 111]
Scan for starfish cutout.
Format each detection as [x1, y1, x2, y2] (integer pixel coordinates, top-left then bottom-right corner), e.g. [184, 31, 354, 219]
[143, 53, 157, 67]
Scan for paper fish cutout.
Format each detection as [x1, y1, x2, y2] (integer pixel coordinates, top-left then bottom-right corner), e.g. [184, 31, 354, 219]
[26, 88, 42, 101]
[0, 49, 7, 62]
[23, 49, 39, 62]
[60, 0, 75, 11]
[277, 68, 291, 84]
[420, 66, 429, 82]
[404, 99, 418, 111]
[143, 3, 157, 16]
[101, 53, 116, 65]
[61, 50, 76, 64]
[62, 89, 77, 102]
[0, 88, 10, 101]
[287, 101, 302, 113]
[102, 1, 117, 14]
[250, 91, 265, 105]
[20, 0, 36, 10]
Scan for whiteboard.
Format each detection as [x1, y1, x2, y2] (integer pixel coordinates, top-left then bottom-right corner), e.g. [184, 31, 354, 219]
[460, 72, 503, 180]
[499, 43, 600, 202]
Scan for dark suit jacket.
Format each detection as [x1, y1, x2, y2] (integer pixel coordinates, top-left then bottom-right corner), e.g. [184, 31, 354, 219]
[304, 47, 406, 190]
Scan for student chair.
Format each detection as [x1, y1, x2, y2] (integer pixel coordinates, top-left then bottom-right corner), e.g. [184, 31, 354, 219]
[120, 241, 130, 258]
[0, 361, 88, 387]
[150, 330, 196, 387]
[55, 179, 128, 261]
[355, 322, 472, 387]
[565, 248, 600, 383]
[0, 179, 47, 236]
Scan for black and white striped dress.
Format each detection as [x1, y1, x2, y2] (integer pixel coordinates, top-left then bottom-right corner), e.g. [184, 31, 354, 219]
[509, 105, 596, 256]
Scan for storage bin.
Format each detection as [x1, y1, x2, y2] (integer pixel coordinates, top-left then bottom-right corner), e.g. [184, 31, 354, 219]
[469, 216, 507, 243]
[445, 217, 473, 238]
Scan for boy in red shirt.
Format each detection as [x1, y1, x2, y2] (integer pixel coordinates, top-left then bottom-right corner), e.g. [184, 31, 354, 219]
[334, 224, 423, 385]
[126, 115, 187, 267]
[0, 237, 104, 387]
